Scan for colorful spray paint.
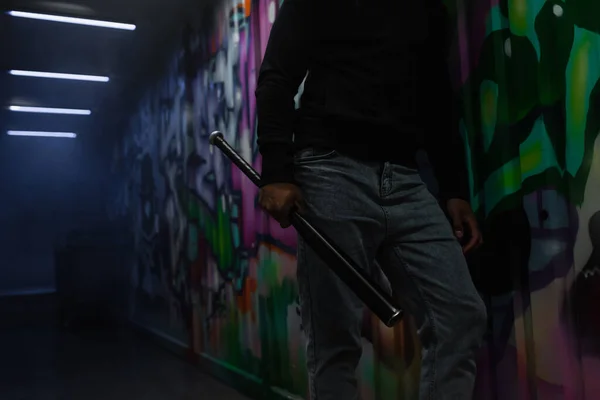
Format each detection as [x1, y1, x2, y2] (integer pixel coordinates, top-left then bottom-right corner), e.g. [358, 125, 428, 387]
[111, 0, 600, 398]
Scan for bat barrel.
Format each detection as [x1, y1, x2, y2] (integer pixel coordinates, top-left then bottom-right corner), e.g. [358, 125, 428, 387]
[209, 131, 403, 327]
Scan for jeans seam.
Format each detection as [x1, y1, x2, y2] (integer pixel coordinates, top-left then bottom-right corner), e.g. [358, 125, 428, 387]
[386, 163, 393, 197]
[392, 246, 438, 400]
[381, 206, 390, 239]
[299, 239, 318, 399]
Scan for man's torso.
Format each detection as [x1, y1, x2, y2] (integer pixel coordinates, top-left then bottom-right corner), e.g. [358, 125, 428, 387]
[295, 0, 442, 163]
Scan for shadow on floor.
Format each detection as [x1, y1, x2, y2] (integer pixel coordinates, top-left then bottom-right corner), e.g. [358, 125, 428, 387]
[0, 294, 250, 400]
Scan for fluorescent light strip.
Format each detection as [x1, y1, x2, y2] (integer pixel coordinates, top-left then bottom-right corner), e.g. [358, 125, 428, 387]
[8, 10, 136, 31]
[9, 70, 109, 82]
[7, 130, 77, 138]
[9, 106, 91, 115]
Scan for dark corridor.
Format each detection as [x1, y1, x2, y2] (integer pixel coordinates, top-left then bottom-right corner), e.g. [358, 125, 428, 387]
[1, 0, 599, 399]
[0, 295, 250, 400]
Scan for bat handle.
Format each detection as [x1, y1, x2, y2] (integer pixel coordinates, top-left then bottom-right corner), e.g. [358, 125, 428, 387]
[210, 131, 261, 186]
[209, 131, 403, 327]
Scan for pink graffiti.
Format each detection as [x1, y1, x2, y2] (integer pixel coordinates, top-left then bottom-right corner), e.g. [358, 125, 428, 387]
[229, 3, 298, 251]
[254, 0, 276, 59]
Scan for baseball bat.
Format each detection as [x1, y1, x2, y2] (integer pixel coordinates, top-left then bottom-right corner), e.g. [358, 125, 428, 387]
[209, 131, 403, 327]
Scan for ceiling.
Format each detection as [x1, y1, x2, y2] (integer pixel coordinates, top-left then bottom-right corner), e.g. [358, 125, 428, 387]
[0, 0, 208, 145]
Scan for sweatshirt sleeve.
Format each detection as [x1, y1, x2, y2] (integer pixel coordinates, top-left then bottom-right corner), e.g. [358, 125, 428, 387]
[422, 4, 470, 203]
[255, 0, 313, 186]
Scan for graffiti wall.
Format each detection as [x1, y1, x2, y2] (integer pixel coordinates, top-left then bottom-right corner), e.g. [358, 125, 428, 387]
[110, 59, 191, 343]
[111, 0, 600, 398]
[455, 0, 600, 398]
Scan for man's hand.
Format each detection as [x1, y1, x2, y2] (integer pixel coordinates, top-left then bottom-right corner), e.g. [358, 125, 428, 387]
[447, 198, 483, 254]
[259, 183, 305, 228]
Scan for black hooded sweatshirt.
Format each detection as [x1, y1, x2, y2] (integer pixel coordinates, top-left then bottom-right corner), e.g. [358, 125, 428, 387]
[255, 0, 469, 202]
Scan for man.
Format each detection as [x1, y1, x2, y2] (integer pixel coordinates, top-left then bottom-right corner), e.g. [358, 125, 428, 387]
[255, 1, 487, 399]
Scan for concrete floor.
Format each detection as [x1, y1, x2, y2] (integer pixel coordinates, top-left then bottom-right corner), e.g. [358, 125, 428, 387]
[0, 295, 250, 400]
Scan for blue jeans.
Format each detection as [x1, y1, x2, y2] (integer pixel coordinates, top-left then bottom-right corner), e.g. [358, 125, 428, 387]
[294, 148, 487, 400]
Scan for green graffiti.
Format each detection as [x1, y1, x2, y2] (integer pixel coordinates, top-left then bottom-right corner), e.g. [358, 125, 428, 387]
[536, 1, 574, 107]
[214, 315, 262, 378]
[569, 0, 600, 34]
[189, 196, 235, 274]
[258, 277, 299, 390]
[200, 267, 302, 394]
[565, 28, 600, 176]
[462, 1, 600, 216]
[480, 80, 499, 152]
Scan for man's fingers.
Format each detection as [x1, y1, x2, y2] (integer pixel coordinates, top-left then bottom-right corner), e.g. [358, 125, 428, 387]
[270, 206, 291, 223]
[258, 184, 303, 229]
[278, 199, 305, 228]
[462, 217, 482, 254]
[276, 211, 293, 228]
[462, 235, 479, 254]
[263, 201, 294, 227]
[450, 214, 464, 239]
[294, 198, 307, 214]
